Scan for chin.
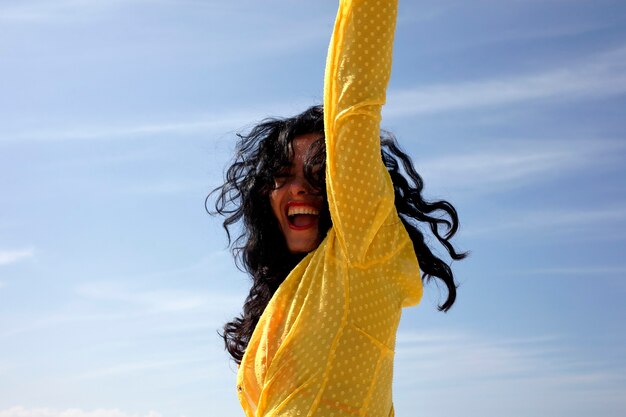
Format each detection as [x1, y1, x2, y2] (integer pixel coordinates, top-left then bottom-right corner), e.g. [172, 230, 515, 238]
[287, 237, 320, 254]
[288, 244, 316, 254]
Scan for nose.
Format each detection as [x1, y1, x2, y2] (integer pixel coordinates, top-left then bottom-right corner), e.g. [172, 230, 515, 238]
[288, 174, 312, 196]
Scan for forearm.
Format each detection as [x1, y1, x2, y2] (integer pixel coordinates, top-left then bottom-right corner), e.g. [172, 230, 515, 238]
[323, 0, 398, 263]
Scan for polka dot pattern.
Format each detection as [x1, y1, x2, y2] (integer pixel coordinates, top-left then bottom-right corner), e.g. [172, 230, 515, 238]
[236, 1, 422, 416]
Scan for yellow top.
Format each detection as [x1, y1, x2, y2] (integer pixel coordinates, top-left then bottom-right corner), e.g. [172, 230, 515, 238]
[236, 0, 422, 416]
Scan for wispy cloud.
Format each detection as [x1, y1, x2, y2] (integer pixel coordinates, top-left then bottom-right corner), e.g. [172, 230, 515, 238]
[0, 251, 244, 338]
[6, 115, 248, 142]
[519, 266, 626, 276]
[0, 0, 132, 22]
[15, 47, 626, 144]
[396, 330, 566, 382]
[417, 138, 626, 195]
[394, 329, 626, 415]
[72, 355, 208, 380]
[482, 20, 612, 45]
[73, 252, 243, 314]
[465, 205, 626, 238]
[0, 407, 168, 417]
[3, 102, 311, 143]
[0, 248, 34, 266]
[113, 179, 212, 196]
[397, 3, 455, 24]
[386, 45, 626, 116]
[75, 282, 221, 313]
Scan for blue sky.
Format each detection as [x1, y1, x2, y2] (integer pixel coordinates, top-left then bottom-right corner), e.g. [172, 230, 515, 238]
[1, 0, 625, 416]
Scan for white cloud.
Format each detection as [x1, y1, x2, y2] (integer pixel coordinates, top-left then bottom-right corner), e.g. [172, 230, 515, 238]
[394, 330, 617, 389]
[393, 329, 626, 417]
[0, 0, 129, 22]
[0, 408, 168, 417]
[396, 330, 562, 383]
[386, 45, 626, 116]
[4, 101, 311, 143]
[487, 20, 610, 44]
[74, 252, 244, 313]
[396, 3, 454, 24]
[0, 249, 34, 266]
[417, 138, 625, 195]
[465, 205, 626, 238]
[520, 266, 626, 276]
[8, 115, 246, 142]
[75, 282, 210, 312]
[113, 179, 212, 196]
[0, 0, 191, 23]
[72, 356, 208, 380]
[13, 44, 626, 144]
[0, 251, 246, 338]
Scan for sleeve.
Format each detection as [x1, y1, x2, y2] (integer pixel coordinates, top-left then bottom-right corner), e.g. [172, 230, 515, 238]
[323, 0, 399, 265]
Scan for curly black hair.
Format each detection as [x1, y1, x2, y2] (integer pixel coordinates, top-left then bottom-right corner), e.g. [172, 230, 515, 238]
[207, 105, 466, 364]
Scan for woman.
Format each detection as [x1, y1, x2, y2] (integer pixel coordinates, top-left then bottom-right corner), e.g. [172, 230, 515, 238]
[210, 0, 465, 415]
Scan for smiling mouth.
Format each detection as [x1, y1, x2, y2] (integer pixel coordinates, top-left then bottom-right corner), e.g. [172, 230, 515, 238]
[286, 204, 319, 230]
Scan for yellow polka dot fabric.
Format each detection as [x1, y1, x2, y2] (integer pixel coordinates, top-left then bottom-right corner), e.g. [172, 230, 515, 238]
[236, 0, 422, 416]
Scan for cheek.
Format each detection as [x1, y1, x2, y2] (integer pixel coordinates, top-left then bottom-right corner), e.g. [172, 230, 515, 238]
[269, 189, 283, 222]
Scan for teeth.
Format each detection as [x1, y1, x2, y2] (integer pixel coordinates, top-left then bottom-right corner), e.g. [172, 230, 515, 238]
[287, 206, 319, 216]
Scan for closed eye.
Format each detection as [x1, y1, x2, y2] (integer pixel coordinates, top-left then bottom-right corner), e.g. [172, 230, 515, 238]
[273, 171, 293, 188]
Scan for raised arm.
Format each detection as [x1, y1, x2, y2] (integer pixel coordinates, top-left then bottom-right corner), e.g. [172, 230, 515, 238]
[324, 0, 398, 264]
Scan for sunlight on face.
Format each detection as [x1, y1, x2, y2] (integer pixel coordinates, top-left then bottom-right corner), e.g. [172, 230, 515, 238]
[269, 134, 324, 253]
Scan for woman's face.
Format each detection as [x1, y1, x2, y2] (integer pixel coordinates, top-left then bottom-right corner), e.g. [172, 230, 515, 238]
[269, 133, 325, 254]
